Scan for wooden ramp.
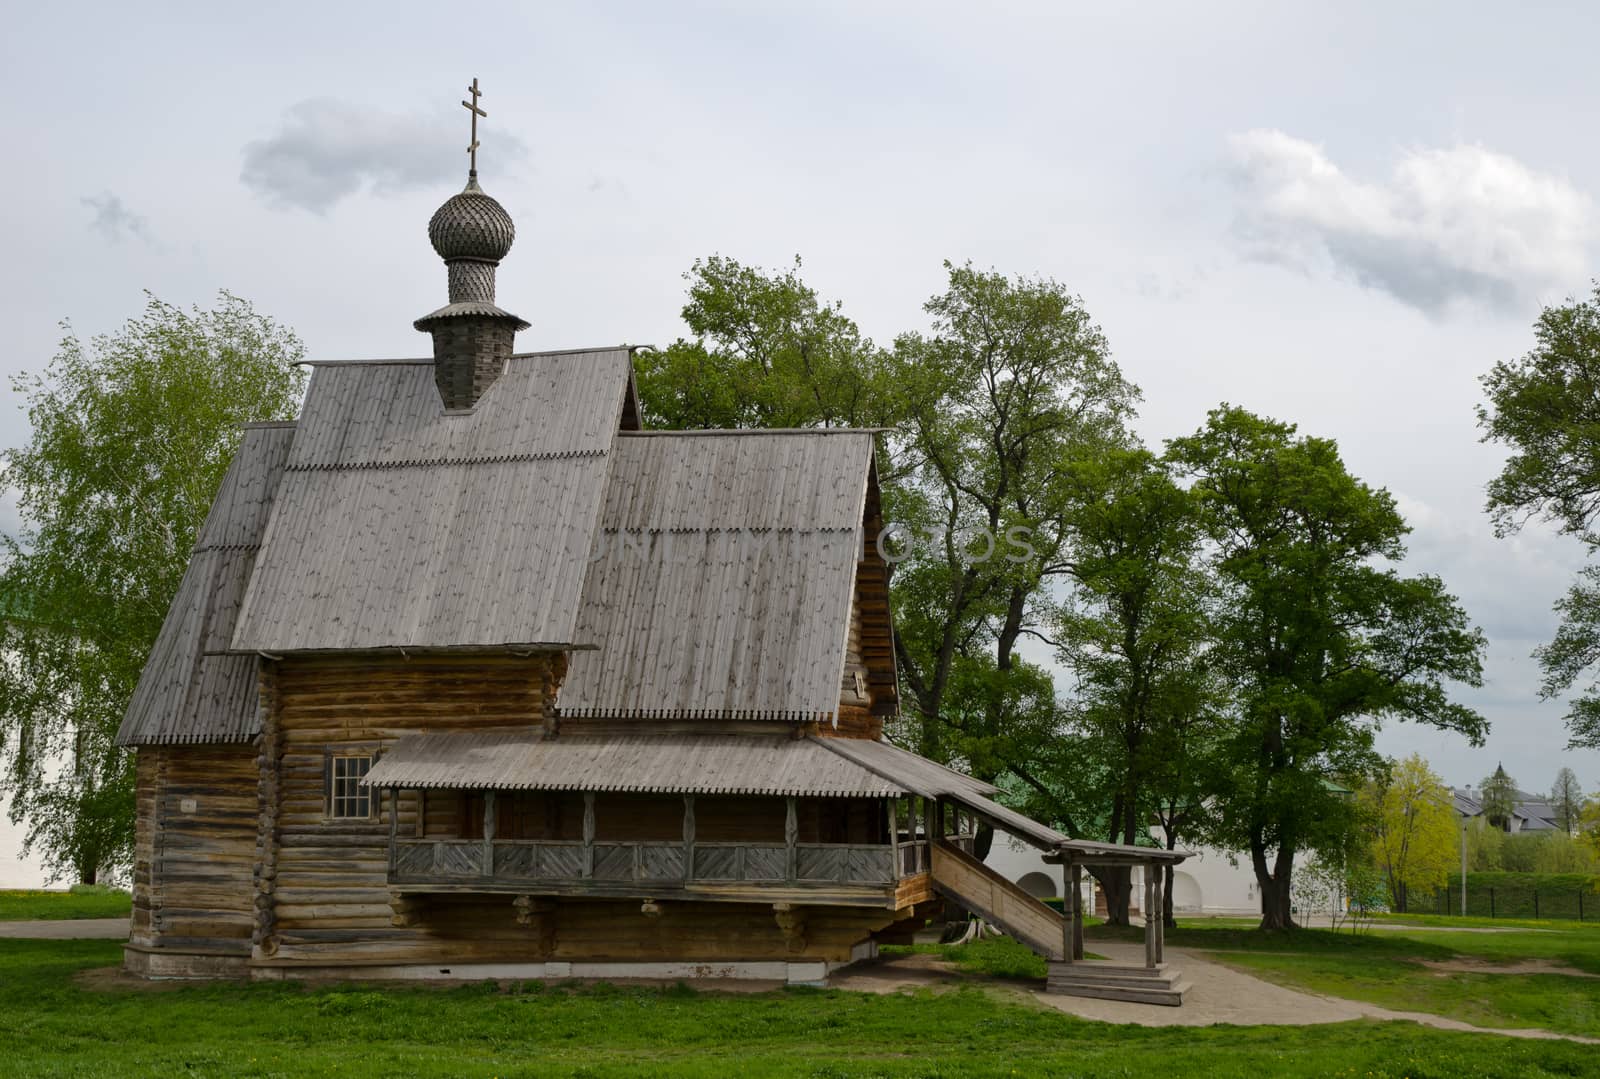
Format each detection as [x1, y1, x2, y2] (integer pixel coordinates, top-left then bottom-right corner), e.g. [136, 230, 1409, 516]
[929, 841, 1066, 960]
[929, 840, 1189, 1006]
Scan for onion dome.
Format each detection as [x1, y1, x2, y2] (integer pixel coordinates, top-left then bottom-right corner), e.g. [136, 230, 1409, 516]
[427, 175, 516, 263]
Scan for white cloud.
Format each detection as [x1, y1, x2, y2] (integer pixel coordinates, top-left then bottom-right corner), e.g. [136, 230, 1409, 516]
[1226, 130, 1593, 314]
[80, 192, 152, 243]
[241, 99, 528, 213]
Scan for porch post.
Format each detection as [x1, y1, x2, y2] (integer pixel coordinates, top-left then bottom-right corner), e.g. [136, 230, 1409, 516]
[482, 791, 497, 875]
[683, 794, 696, 882]
[785, 796, 798, 882]
[1143, 862, 1156, 969]
[887, 798, 901, 878]
[582, 792, 595, 878]
[1070, 862, 1084, 960]
[387, 787, 400, 869]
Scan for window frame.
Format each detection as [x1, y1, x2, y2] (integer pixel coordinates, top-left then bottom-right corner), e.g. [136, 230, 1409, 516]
[324, 746, 379, 822]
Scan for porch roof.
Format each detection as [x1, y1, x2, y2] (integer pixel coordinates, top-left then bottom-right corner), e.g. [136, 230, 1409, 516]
[362, 730, 910, 798]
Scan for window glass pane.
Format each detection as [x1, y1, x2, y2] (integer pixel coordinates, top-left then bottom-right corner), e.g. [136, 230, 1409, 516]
[329, 755, 372, 818]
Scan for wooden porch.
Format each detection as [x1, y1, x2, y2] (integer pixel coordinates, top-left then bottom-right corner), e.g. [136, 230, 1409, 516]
[383, 789, 953, 909]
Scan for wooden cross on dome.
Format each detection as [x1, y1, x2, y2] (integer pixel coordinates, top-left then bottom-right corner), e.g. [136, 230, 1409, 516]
[462, 77, 487, 175]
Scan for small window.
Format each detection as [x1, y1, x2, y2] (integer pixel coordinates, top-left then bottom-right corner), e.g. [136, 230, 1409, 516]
[329, 755, 373, 819]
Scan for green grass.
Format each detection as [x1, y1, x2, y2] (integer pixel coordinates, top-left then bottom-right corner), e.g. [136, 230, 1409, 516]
[0, 888, 132, 921]
[880, 935, 1108, 978]
[1, 940, 1595, 1078]
[1097, 918, 1600, 1038]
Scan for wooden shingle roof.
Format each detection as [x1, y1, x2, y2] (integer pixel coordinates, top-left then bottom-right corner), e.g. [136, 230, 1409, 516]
[559, 430, 876, 722]
[230, 349, 635, 653]
[116, 423, 295, 746]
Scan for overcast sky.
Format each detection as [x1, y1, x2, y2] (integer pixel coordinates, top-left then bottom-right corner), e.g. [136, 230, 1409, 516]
[3, 2, 1599, 884]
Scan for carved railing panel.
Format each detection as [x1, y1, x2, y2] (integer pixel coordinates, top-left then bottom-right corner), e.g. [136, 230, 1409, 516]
[639, 844, 685, 881]
[593, 843, 635, 881]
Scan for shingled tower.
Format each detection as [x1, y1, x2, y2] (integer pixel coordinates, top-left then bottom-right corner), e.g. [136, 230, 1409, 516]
[414, 78, 529, 409]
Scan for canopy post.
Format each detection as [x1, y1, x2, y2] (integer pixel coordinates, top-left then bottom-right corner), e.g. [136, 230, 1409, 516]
[1070, 862, 1084, 960]
[1155, 864, 1166, 963]
[1059, 855, 1073, 964]
[1144, 863, 1156, 969]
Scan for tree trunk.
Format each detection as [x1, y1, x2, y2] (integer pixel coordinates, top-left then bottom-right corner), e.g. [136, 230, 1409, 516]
[79, 864, 97, 887]
[1092, 866, 1133, 926]
[973, 821, 994, 861]
[1163, 863, 1176, 929]
[1251, 836, 1297, 930]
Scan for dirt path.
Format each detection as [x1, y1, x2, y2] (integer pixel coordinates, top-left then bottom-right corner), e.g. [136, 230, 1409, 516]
[1036, 942, 1599, 1043]
[0, 918, 128, 939]
[836, 942, 1598, 1044]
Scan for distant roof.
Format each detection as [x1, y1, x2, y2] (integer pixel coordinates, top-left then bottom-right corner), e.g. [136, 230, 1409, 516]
[231, 349, 636, 653]
[560, 431, 876, 722]
[363, 730, 908, 797]
[117, 424, 295, 746]
[1451, 787, 1562, 828]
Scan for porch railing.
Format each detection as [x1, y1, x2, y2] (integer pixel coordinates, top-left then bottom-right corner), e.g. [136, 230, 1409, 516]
[390, 837, 931, 888]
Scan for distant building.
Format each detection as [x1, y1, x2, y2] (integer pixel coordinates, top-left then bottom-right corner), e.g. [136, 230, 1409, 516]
[1452, 786, 1562, 833]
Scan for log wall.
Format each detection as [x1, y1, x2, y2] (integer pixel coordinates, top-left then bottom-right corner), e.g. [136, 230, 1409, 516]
[128, 745, 258, 968]
[255, 652, 903, 968]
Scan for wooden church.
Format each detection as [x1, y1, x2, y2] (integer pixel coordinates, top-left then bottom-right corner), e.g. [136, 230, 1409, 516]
[115, 86, 1189, 1001]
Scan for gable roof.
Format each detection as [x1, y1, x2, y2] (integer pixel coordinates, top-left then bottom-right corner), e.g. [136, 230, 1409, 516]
[124, 346, 886, 743]
[559, 430, 875, 721]
[230, 349, 635, 653]
[116, 422, 295, 746]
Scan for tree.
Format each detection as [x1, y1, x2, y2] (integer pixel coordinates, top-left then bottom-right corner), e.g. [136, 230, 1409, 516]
[1053, 448, 1223, 925]
[633, 255, 894, 430]
[886, 263, 1137, 758]
[0, 293, 305, 882]
[1167, 406, 1488, 929]
[1364, 754, 1458, 912]
[1479, 285, 1600, 748]
[1578, 797, 1600, 860]
[1479, 764, 1518, 832]
[1550, 767, 1585, 833]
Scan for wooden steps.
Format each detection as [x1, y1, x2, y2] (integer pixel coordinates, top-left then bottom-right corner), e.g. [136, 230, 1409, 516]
[1046, 961, 1190, 1006]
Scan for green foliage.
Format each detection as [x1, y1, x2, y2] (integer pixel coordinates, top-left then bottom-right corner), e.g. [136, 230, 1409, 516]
[1479, 285, 1600, 747]
[0, 293, 306, 882]
[633, 255, 894, 430]
[1167, 406, 1487, 928]
[1050, 448, 1225, 917]
[1550, 766, 1584, 832]
[3, 939, 1599, 1077]
[1415, 872, 1600, 919]
[0, 888, 131, 921]
[1365, 754, 1459, 910]
[1480, 764, 1519, 831]
[886, 262, 1138, 775]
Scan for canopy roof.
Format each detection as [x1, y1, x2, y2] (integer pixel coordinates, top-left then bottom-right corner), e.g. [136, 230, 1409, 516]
[362, 730, 908, 798]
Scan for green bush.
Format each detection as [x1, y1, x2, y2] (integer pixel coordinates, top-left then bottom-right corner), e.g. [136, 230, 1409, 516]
[1415, 872, 1600, 919]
